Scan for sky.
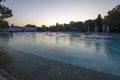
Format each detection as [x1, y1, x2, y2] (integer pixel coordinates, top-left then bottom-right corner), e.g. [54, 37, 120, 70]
[1, 0, 120, 27]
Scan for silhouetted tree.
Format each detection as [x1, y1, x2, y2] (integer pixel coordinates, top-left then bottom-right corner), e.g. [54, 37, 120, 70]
[25, 24, 37, 28]
[96, 14, 103, 32]
[0, 0, 5, 2]
[36, 5, 120, 33]
[41, 25, 48, 31]
[0, 0, 13, 29]
[84, 19, 96, 32]
[0, 5, 13, 21]
[104, 5, 120, 32]
[0, 20, 8, 28]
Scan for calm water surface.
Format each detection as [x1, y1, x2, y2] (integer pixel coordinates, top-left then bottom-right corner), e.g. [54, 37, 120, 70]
[0, 32, 120, 76]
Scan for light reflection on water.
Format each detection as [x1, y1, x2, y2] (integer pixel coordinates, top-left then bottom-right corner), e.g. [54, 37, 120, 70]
[0, 32, 120, 76]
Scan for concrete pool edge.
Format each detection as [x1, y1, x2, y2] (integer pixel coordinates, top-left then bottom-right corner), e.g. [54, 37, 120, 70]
[0, 69, 18, 80]
[2, 46, 120, 80]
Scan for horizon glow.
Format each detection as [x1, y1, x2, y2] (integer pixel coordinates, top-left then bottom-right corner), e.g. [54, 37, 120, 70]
[1, 0, 120, 27]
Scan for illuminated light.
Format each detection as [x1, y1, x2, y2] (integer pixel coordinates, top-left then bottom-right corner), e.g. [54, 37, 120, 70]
[45, 31, 53, 37]
[45, 31, 49, 35]
[49, 32, 53, 37]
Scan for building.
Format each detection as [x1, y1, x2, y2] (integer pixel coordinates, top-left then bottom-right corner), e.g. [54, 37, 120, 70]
[9, 26, 37, 32]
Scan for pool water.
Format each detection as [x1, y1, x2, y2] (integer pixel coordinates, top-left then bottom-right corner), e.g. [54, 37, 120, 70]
[0, 32, 120, 76]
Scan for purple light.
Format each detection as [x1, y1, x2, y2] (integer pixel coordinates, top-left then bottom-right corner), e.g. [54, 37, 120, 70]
[45, 31, 53, 37]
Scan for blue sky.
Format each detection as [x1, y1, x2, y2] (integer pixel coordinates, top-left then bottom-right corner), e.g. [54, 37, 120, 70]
[1, 0, 120, 26]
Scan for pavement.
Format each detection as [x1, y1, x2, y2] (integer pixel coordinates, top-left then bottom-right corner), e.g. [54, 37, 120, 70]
[0, 46, 120, 80]
[0, 45, 17, 80]
[0, 69, 17, 80]
[1, 47, 120, 80]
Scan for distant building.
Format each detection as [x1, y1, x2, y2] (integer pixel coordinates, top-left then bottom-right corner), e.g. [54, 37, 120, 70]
[9, 26, 23, 32]
[9, 26, 37, 32]
[23, 27, 37, 32]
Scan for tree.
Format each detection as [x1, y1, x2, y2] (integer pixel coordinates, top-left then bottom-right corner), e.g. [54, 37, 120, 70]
[55, 23, 63, 31]
[0, 0, 13, 29]
[96, 14, 103, 32]
[0, 20, 9, 28]
[0, 5, 13, 21]
[104, 5, 120, 32]
[0, 0, 5, 2]
[25, 24, 37, 28]
[41, 25, 48, 31]
[84, 19, 95, 32]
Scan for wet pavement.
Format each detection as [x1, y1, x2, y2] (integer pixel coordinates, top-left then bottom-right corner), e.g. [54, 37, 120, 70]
[0, 69, 17, 80]
[1, 47, 120, 80]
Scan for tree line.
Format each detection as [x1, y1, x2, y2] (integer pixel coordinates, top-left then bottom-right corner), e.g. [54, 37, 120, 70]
[37, 5, 120, 33]
[0, 0, 119, 33]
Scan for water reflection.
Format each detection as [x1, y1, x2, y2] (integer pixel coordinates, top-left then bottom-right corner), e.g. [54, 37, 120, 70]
[0, 33, 13, 45]
[1, 32, 120, 76]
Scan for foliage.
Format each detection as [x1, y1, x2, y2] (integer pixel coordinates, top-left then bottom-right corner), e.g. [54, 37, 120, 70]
[0, 5, 13, 21]
[96, 14, 103, 32]
[25, 24, 37, 28]
[37, 21, 93, 32]
[104, 5, 120, 33]
[37, 5, 120, 33]
[83, 19, 96, 32]
[0, 0, 13, 29]
[0, 20, 9, 28]
[0, 0, 5, 2]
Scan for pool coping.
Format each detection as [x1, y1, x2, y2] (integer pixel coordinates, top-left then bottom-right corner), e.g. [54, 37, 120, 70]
[1, 46, 120, 80]
[0, 69, 18, 80]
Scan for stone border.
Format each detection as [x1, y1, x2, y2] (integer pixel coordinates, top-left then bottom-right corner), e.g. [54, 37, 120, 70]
[0, 69, 18, 80]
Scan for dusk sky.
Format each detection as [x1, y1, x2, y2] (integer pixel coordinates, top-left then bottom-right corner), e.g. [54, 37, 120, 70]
[1, 0, 120, 27]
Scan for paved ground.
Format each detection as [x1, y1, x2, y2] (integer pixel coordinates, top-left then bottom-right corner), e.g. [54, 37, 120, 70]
[0, 69, 17, 80]
[0, 46, 120, 80]
[0, 46, 17, 80]
[1, 47, 120, 80]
